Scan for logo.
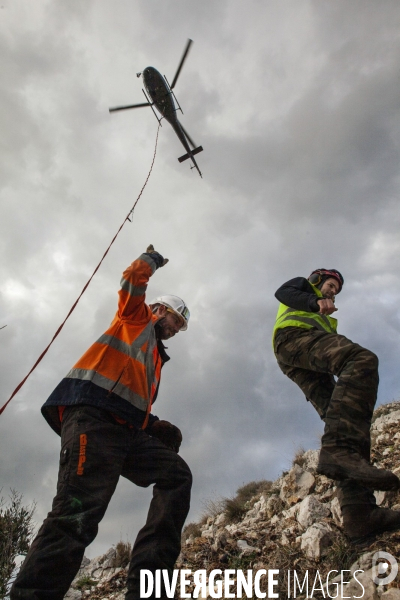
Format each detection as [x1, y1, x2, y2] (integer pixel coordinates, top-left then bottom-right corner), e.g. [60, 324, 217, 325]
[77, 433, 87, 475]
[372, 551, 398, 586]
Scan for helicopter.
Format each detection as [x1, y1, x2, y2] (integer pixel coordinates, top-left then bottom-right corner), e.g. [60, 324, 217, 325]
[109, 39, 203, 178]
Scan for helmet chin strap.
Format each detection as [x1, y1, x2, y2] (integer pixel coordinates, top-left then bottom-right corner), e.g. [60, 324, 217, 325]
[154, 317, 168, 340]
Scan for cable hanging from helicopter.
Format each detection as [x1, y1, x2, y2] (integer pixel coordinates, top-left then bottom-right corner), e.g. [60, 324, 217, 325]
[0, 123, 161, 417]
[1, 41, 203, 416]
[109, 39, 203, 178]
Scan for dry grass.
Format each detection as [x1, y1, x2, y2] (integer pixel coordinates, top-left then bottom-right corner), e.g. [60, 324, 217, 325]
[292, 446, 306, 468]
[112, 540, 132, 568]
[199, 496, 226, 524]
[198, 481, 273, 527]
[324, 536, 359, 574]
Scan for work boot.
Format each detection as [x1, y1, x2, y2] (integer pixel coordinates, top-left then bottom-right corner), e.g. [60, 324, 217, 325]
[342, 503, 400, 544]
[317, 447, 400, 491]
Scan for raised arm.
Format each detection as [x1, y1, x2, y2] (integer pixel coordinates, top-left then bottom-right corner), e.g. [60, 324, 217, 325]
[118, 245, 168, 319]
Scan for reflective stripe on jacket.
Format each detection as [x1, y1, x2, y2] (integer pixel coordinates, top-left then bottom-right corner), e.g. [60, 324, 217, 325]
[273, 282, 337, 340]
[65, 253, 162, 416]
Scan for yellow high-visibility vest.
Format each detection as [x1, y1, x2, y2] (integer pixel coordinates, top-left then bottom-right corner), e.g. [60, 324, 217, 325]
[273, 282, 337, 341]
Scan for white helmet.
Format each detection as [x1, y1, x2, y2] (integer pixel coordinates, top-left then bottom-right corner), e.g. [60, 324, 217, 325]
[149, 295, 190, 331]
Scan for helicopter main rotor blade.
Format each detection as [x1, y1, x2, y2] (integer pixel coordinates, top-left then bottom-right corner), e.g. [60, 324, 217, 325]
[170, 39, 193, 90]
[109, 103, 150, 113]
[180, 123, 197, 149]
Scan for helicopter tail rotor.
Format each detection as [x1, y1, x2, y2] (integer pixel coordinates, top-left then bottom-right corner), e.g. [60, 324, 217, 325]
[178, 145, 203, 163]
[170, 39, 193, 90]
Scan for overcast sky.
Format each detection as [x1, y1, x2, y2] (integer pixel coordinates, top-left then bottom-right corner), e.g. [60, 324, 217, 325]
[1, 0, 400, 559]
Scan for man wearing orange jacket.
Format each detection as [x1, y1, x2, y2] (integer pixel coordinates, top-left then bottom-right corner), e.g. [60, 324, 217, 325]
[11, 246, 192, 600]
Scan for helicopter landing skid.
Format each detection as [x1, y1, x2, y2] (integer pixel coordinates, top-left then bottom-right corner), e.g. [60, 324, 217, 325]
[142, 89, 163, 125]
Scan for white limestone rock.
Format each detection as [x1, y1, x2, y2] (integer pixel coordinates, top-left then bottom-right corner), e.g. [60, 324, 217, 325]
[281, 525, 297, 546]
[270, 474, 285, 494]
[64, 590, 82, 600]
[237, 539, 258, 554]
[76, 553, 104, 581]
[280, 464, 315, 505]
[225, 522, 240, 534]
[282, 503, 300, 520]
[330, 496, 343, 526]
[300, 522, 334, 560]
[104, 566, 123, 580]
[214, 512, 227, 526]
[301, 449, 320, 472]
[348, 552, 375, 577]
[201, 526, 215, 539]
[99, 546, 117, 569]
[297, 495, 331, 529]
[372, 410, 400, 433]
[341, 567, 379, 600]
[374, 490, 386, 505]
[281, 531, 290, 546]
[265, 495, 284, 519]
[244, 494, 268, 521]
[270, 514, 280, 524]
[381, 589, 400, 599]
[211, 528, 228, 551]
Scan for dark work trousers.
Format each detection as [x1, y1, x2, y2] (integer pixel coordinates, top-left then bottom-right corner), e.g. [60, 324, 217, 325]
[274, 327, 379, 508]
[11, 405, 192, 600]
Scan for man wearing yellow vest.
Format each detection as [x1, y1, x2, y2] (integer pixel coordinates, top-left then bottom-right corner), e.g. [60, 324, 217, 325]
[11, 246, 192, 600]
[273, 268, 400, 543]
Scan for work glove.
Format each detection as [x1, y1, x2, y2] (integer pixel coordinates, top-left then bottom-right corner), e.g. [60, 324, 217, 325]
[146, 244, 169, 268]
[148, 420, 182, 453]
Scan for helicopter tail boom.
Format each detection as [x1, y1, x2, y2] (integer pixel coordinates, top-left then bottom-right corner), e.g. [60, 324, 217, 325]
[178, 146, 203, 163]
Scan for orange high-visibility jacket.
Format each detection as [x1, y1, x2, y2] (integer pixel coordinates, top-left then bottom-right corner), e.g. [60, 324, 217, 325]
[65, 253, 162, 425]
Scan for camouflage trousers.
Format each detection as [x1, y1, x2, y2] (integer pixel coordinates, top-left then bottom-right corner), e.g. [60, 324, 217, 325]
[274, 327, 379, 507]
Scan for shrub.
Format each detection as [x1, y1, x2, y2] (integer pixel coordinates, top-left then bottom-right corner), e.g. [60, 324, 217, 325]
[223, 480, 272, 523]
[0, 490, 35, 598]
[223, 497, 247, 522]
[235, 480, 271, 504]
[75, 574, 98, 590]
[112, 540, 132, 568]
[192, 480, 274, 534]
[182, 522, 202, 543]
[228, 550, 258, 570]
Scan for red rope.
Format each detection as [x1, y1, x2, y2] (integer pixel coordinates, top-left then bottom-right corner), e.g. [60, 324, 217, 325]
[0, 124, 161, 416]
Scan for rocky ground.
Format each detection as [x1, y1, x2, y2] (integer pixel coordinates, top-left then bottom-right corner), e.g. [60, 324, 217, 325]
[65, 401, 400, 599]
